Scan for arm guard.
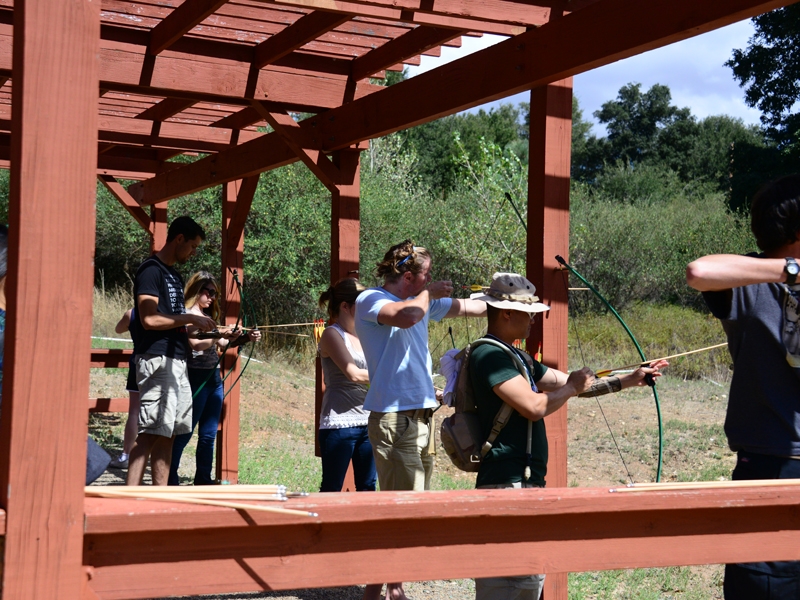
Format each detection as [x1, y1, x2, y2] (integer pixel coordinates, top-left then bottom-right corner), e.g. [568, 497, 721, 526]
[577, 376, 622, 398]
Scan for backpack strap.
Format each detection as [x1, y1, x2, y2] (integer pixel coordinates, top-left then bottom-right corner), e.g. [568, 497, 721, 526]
[469, 338, 532, 458]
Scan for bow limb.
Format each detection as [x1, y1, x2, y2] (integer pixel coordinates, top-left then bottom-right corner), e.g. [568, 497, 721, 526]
[555, 255, 663, 483]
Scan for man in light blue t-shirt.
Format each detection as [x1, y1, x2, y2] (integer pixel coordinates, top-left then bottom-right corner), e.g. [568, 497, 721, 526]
[355, 239, 485, 600]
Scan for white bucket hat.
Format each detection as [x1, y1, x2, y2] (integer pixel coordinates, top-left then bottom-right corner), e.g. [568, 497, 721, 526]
[470, 272, 550, 314]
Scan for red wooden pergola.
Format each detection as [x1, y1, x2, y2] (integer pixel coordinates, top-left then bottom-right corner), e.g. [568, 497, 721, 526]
[0, 0, 799, 598]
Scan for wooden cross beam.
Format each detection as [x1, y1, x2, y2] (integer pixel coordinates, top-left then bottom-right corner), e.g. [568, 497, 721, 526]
[350, 25, 464, 81]
[253, 11, 354, 68]
[97, 174, 152, 234]
[263, 0, 527, 34]
[148, 0, 231, 55]
[135, 97, 196, 121]
[251, 102, 341, 191]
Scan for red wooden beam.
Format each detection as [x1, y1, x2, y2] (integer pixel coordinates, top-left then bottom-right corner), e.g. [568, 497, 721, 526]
[217, 178, 258, 484]
[149, 0, 230, 55]
[210, 106, 262, 130]
[130, 0, 791, 204]
[89, 398, 131, 413]
[316, 0, 552, 27]
[253, 11, 353, 68]
[0, 26, 384, 113]
[527, 77, 574, 600]
[90, 349, 133, 369]
[82, 485, 800, 598]
[0, 0, 99, 596]
[98, 174, 152, 234]
[250, 102, 341, 191]
[225, 175, 259, 246]
[135, 97, 196, 121]
[350, 25, 464, 81]
[264, 0, 526, 34]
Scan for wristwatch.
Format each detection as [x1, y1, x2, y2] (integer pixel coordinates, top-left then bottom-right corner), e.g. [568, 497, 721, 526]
[785, 257, 800, 285]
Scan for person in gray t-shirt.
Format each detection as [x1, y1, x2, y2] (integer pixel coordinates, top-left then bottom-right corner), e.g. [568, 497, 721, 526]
[687, 174, 800, 600]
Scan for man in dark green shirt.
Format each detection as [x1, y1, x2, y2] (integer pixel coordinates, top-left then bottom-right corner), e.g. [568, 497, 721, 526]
[469, 272, 666, 600]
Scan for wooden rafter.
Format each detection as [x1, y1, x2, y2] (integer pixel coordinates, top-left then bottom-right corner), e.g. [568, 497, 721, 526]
[261, 0, 527, 34]
[130, 0, 796, 204]
[97, 174, 152, 234]
[350, 25, 464, 81]
[149, 0, 230, 55]
[135, 98, 196, 121]
[250, 101, 341, 191]
[210, 107, 263, 130]
[254, 11, 354, 67]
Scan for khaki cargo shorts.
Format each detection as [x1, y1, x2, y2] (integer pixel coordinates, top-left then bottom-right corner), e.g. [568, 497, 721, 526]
[136, 353, 192, 438]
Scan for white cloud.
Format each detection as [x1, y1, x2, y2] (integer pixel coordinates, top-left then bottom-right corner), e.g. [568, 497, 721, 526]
[405, 20, 763, 132]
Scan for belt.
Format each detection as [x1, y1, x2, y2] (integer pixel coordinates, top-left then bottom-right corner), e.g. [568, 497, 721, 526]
[396, 408, 434, 421]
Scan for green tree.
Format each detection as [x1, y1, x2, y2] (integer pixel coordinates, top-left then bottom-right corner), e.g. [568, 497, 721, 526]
[726, 5, 800, 155]
[403, 104, 523, 194]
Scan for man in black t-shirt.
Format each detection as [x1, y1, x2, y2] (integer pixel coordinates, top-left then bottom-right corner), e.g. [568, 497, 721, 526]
[127, 216, 216, 486]
[687, 175, 800, 599]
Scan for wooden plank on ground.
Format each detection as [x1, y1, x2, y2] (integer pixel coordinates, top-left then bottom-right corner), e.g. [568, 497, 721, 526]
[0, 0, 100, 597]
[89, 398, 131, 413]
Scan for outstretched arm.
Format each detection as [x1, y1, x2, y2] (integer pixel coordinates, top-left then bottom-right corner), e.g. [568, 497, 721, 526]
[445, 298, 487, 319]
[686, 254, 789, 291]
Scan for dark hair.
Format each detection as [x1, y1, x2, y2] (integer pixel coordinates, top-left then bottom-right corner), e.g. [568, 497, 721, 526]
[375, 239, 431, 283]
[751, 175, 800, 252]
[167, 216, 206, 243]
[184, 271, 220, 322]
[319, 278, 366, 319]
[0, 224, 7, 279]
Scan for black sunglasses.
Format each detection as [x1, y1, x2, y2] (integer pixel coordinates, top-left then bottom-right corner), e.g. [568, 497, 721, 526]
[201, 287, 217, 298]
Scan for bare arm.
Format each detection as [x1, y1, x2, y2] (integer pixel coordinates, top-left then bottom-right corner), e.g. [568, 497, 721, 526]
[686, 254, 788, 292]
[445, 298, 487, 319]
[114, 308, 133, 334]
[319, 328, 369, 384]
[377, 280, 454, 329]
[540, 360, 667, 393]
[494, 367, 594, 421]
[137, 295, 216, 332]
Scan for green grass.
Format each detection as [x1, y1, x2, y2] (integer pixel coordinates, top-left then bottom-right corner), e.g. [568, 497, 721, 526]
[569, 566, 723, 600]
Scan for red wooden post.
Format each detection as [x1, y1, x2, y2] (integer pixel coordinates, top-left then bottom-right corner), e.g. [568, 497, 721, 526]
[0, 0, 99, 596]
[218, 177, 257, 484]
[330, 149, 361, 282]
[315, 149, 361, 490]
[527, 77, 573, 600]
[150, 204, 168, 253]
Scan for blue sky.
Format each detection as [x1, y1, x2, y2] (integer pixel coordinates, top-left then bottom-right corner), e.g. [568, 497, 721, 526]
[406, 20, 763, 135]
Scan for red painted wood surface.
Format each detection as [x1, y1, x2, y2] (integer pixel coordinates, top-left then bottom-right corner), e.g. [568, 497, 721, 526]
[527, 78, 573, 600]
[89, 398, 130, 413]
[330, 149, 361, 282]
[148, 0, 229, 55]
[90, 349, 133, 368]
[149, 204, 167, 252]
[81, 485, 800, 599]
[0, 0, 100, 597]
[253, 11, 351, 68]
[217, 178, 258, 484]
[98, 174, 151, 233]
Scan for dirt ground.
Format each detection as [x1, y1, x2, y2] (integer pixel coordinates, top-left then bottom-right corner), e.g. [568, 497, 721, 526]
[90, 363, 733, 600]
